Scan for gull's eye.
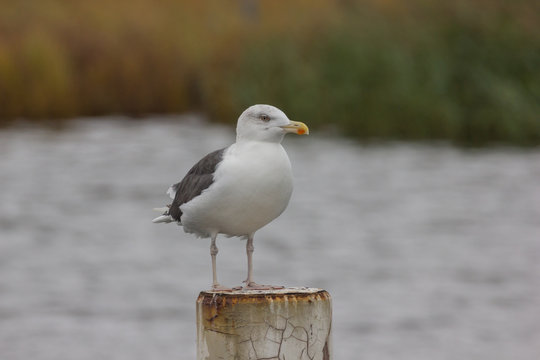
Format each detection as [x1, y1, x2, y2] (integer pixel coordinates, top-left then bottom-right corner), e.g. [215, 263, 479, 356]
[259, 114, 270, 122]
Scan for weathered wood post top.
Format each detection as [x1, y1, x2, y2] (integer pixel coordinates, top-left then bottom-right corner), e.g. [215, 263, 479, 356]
[197, 287, 332, 360]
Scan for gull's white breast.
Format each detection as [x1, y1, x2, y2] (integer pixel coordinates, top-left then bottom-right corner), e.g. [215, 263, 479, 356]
[180, 141, 294, 237]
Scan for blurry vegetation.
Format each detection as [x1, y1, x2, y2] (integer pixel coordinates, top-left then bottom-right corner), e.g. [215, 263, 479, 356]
[0, 0, 539, 145]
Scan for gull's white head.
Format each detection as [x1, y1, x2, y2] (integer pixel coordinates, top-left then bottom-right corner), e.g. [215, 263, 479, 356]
[236, 104, 309, 143]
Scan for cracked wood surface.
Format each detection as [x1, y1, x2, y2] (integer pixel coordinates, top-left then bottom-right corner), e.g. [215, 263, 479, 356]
[196, 288, 332, 360]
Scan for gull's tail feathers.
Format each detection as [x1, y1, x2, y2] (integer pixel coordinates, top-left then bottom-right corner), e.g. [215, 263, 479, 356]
[152, 205, 173, 223]
[152, 214, 173, 223]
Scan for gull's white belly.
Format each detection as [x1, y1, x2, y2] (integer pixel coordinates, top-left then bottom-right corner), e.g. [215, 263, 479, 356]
[180, 142, 294, 237]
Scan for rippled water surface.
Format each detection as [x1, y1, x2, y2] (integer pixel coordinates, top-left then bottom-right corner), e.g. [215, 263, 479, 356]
[1, 117, 539, 360]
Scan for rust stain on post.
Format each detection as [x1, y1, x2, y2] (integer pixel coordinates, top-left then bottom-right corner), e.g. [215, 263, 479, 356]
[196, 288, 332, 360]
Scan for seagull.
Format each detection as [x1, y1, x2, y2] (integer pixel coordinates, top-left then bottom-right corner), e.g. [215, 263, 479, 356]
[153, 104, 309, 290]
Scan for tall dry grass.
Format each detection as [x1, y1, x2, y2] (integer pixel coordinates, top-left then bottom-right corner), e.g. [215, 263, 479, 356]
[0, 0, 539, 145]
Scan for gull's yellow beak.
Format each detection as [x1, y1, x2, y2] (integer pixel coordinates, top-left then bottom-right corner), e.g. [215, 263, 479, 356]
[280, 121, 309, 135]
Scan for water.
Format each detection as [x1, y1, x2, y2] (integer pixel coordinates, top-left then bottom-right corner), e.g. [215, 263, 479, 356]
[1, 117, 539, 360]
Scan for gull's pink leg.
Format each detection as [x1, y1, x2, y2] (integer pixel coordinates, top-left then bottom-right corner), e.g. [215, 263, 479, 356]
[210, 233, 232, 291]
[243, 234, 284, 290]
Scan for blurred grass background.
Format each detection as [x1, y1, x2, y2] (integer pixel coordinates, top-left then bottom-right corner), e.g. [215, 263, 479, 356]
[0, 0, 538, 145]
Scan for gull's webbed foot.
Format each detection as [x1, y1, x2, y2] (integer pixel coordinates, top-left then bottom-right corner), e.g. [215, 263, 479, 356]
[211, 283, 233, 292]
[243, 282, 285, 290]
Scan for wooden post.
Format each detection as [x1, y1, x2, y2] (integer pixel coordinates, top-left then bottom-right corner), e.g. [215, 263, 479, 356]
[196, 287, 332, 360]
